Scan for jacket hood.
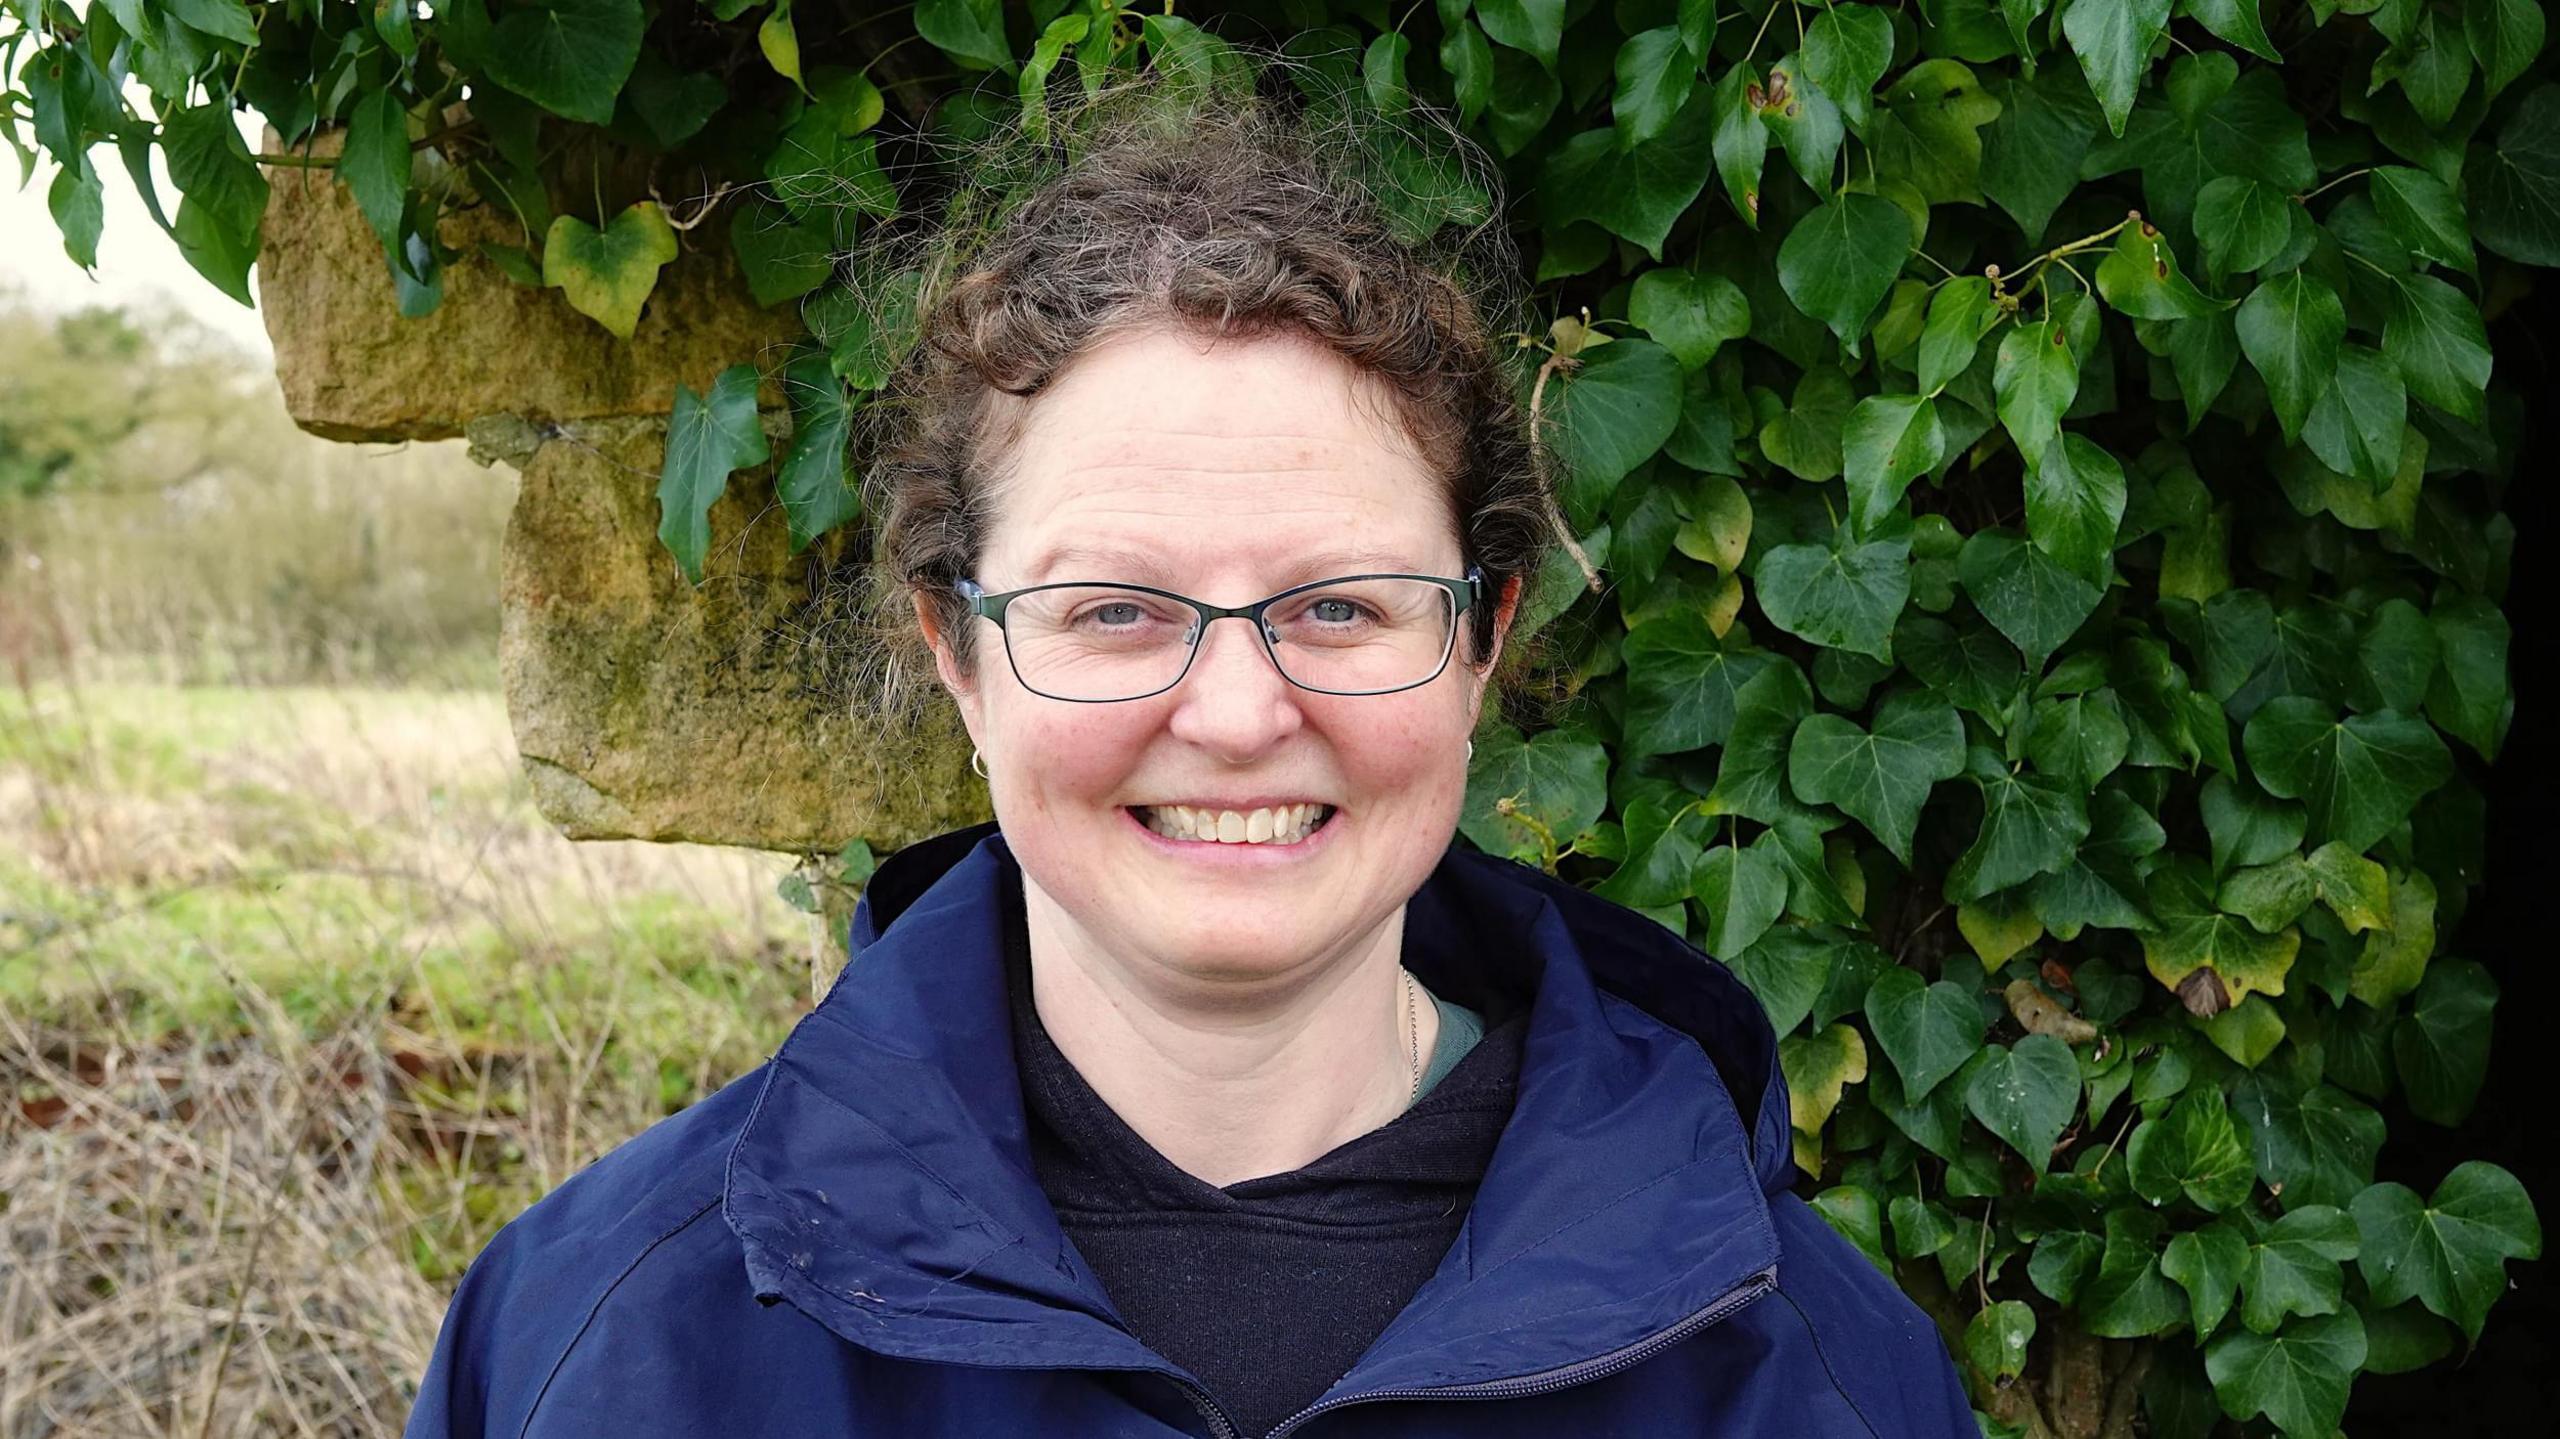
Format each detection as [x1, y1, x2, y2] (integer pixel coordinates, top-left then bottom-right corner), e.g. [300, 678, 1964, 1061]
[720, 820, 1798, 1410]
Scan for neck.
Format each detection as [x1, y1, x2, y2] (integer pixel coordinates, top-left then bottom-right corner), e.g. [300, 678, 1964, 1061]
[1021, 876, 1443, 1188]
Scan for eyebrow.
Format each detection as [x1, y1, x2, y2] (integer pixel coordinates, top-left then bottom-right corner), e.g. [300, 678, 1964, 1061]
[1021, 542, 1430, 586]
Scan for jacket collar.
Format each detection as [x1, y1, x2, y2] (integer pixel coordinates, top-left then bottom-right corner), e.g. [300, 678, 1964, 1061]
[722, 822, 1794, 1403]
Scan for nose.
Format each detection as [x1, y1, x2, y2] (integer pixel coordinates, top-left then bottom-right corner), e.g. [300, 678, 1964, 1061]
[1162, 612, 1305, 757]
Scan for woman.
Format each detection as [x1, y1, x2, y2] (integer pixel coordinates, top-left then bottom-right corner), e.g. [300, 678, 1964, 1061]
[405, 65, 1974, 1439]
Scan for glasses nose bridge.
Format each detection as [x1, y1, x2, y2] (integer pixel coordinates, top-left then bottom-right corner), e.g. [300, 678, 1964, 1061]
[1177, 597, 1291, 689]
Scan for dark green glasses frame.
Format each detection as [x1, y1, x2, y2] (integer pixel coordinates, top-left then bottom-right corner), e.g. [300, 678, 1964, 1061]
[954, 566, 1484, 702]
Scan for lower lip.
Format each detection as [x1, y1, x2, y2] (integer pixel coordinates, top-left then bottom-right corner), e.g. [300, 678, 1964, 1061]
[1122, 806, 1340, 865]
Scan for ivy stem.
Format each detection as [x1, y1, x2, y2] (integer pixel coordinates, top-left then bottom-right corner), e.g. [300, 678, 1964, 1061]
[1526, 348, 1607, 595]
[1740, 0, 1788, 69]
[2000, 217, 2134, 290]
[2298, 166, 2372, 204]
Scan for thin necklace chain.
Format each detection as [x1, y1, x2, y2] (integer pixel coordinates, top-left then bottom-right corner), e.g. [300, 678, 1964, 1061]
[1401, 967, 1420, 1103]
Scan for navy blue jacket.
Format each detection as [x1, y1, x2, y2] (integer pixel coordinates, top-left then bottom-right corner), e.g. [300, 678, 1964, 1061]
[404, 821, 1976, 1437]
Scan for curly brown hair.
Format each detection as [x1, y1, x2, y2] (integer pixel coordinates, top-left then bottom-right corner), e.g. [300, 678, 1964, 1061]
[829, 42, 1557, 735]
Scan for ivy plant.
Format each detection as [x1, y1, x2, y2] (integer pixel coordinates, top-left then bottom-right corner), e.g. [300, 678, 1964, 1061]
[6, 2, 2546, 1434]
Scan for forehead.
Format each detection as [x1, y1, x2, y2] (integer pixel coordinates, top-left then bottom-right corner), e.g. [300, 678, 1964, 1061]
[983, 327, 1456, 589]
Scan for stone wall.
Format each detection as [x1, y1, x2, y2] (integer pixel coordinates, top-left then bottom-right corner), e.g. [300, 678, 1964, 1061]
[258, 129, 985, 856]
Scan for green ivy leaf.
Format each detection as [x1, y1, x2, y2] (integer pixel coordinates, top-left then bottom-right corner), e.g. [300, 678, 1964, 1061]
[1711, 65, 1770, 226]
[2466, 0, 2548, 100]
[1982, 66, 2106, 242]
[1612, 26, 1692, 149]
[1949, 745, 2093, 901]
[1364, 31, 1412, 117]
[1695, 841, 1789, 957]
[2083, 1208, 2190, 1336]
[46, 154, 101, 270]
[1595, 795, 1708, 908]
[2140, 854, 2302, 1005]
[2467, 83, 2560, 265]
[1966, 1299, 2039, 1386]
[165, 0, 258, 45]
[161, 104, 270, 243]
[1993, 317, 2082, 466]
[1477, 0, 1565, 71]
[2064, 0, 2175, 139]
[2425, 594, 2513, 760]
[1957, 528, 2105, 668]
[776, 353, 859, 552]
[484, 0, 646, 125]
[1730, 925, 1843, 1035]
[2095, 218, 2223, 319]
[2235, 270, 2345, 446]
[2023, 433, 2129, 586]
[1765, 56, 1846, 197]
[1842, 394, 1947, 533]
[2232, 1076, 2384, 1212]
[1628, 268, 1751, 369]
[1461, 726, 1611, 863]
[2370, 165, 2478, 276]
[2299, 344, 2409, 489]
[1962, 1033, 2081, 1168]
[2178, 0, 2280, 63]
[2129, 1088, 2257, 1212]
[657, 364, 769, 587]
[2241, 697, 2454, 853]
[340, 91, 413, 258]
[543, 201, 679, 340]
[2383, 272, 2493, 423]
[1777, 193, 1914, 357]
[1541, 87, 1717, 258]
[1756, 523, 1911, 662]
[2393, 958, 2497, 1126]
[2204, 1311, 2366, 1438]
[1622, 613, 1774, 753]
[730, 199, 835, 308]
[1864, 967, 1986, 1103]
[1701, 661, 1826, 826]
[1812, 1185, 1890, 1271]
[1758, 366, 1855, 481]
[1786, 689, 1965, 864]
[2238, 1204, 2362, 1333]
[2164, 1218, 2250, 1338]
[916, 0, 1017, 74]
[1547, 338, 1685, 522]
[2353, 1162, 2544, 1343]
[1918, 277, 2005, 396]
[2194, 176, 2295, 281]
[1803, 3, 1895, 135]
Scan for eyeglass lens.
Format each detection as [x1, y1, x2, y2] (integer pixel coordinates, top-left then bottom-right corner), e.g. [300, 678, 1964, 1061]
[1000, 578, 1457, 701]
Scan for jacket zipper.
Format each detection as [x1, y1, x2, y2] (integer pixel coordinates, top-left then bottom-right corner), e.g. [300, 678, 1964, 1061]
[1172, 1264, 1778, 1439]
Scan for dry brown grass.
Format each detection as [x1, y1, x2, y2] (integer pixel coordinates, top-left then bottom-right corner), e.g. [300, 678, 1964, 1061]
[0, 672, 828, 1438]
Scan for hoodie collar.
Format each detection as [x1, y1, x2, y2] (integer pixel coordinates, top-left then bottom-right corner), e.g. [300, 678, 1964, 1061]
[722, 822, 1791, 1406]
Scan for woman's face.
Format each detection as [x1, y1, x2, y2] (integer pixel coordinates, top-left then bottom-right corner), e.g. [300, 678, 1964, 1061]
[921, 325, 1518, 994]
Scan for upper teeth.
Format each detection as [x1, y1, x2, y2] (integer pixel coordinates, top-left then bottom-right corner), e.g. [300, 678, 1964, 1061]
[1138, 803, 1330, 844]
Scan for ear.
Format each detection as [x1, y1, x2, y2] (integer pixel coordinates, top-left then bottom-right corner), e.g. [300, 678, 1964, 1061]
[1467, 572, 1524, 717]
[913, 590, 986, 735]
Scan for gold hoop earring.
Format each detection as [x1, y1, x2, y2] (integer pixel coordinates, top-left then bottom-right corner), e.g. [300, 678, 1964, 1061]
[970, 747, 989, 780]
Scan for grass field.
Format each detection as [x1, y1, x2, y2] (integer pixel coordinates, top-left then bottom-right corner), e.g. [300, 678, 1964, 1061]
[0, 678, 825, 1436]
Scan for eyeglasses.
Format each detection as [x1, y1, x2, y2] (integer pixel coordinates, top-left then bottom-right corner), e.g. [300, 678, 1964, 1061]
[954, 568, 1484, 703]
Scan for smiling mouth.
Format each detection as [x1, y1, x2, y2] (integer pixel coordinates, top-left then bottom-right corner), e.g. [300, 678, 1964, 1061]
[1127, 803, 1338, 845]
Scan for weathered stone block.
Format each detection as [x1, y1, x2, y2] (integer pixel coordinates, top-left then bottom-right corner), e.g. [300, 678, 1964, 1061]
[255, 125, 806, 442]
[257, 121, 974, 856]
[499, 417, 986, 852]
